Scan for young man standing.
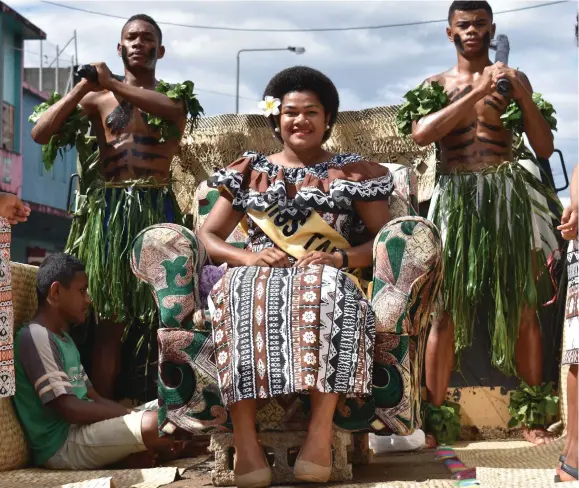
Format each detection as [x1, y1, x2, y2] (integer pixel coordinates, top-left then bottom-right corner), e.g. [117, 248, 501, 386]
[12, 253, 185, 469]
[30, 14, 202, 399]
[400, 1, 560, 445]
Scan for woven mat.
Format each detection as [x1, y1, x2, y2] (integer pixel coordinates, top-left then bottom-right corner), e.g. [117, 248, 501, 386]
[0, 456, 208, 488]
[454, 437, 579, 487]
[10, 262, 38, 330]
[324, 482, 454, 487]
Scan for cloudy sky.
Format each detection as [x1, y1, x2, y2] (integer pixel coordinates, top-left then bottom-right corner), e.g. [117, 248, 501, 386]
[11, 0, 579, 198]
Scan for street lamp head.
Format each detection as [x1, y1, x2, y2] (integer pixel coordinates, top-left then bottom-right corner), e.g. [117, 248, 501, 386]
[288, 46, 306, 55]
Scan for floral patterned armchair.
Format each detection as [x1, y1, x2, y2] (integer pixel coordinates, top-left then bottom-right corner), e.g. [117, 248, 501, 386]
[130, 162, 441, 441]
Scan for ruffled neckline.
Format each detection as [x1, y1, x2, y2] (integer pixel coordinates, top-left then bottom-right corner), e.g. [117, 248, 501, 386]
[249, 151, 348, 175]
[208, 151, 394, 219]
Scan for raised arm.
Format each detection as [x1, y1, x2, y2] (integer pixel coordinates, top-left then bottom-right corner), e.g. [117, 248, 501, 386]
[412, 68, 494, 146]
[30, 79, 97, 145]
[507, 70, 554, 159]
[93, 62, 186, 126]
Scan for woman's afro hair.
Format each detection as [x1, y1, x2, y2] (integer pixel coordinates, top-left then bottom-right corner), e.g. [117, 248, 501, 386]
[262, 66, 339, 143]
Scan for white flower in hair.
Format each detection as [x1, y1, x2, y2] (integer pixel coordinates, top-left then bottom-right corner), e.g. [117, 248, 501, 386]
[258, 96, 281, 117]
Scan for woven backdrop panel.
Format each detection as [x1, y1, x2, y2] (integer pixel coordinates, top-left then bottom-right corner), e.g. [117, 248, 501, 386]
[171, 106, 436, 215]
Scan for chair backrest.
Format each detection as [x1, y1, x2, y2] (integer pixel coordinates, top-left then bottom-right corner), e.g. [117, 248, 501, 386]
[11, 263, 38, 331]
[192, 163, 418, 246]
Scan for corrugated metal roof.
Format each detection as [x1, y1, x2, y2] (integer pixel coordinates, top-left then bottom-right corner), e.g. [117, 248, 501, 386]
[1, 1, 46, 40]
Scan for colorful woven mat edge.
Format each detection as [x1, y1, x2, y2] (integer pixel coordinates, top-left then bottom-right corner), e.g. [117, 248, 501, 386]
[435, 446, 479, 487]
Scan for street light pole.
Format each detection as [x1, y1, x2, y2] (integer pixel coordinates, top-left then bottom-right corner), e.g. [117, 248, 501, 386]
[236, 46, 306, 114]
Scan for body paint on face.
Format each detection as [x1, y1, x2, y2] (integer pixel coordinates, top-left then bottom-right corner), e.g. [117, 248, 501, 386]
[454, 34, 465, 54]
[482, 32, 491, 51]
[454, 31, 491, 55]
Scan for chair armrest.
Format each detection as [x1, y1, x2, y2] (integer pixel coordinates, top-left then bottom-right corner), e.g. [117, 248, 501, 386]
[131, 224, 206, 329]
[371, 216, 442, 336]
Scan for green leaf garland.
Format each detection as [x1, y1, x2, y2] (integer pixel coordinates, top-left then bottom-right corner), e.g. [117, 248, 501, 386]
[29, 79, 204, 171]
[501, 93, 557, 133]
[143, 80, 204, 143]
[28, 93, 92, 172]
[396, 81, 448, 136]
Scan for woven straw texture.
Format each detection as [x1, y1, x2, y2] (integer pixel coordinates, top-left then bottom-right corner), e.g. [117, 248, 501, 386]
[60, 478, 116, 488]
[10, 262, 38, 331]
[0, 397, 29, 471]
[334, 482, 454, 487]
[0, 260, 35, 471]
[171, 106, 436, 214]
[0, 464, 187, 488]
[455, 437, 571, 487]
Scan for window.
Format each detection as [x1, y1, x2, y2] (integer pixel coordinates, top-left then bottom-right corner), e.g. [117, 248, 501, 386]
[1, 103, 14, 152]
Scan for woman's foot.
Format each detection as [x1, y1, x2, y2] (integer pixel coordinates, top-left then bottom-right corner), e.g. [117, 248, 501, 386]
[298, 428, 332, 467]
[233, 440, 271, 488]
[294, 428, 333, 483]
[234, 440, 269, 476]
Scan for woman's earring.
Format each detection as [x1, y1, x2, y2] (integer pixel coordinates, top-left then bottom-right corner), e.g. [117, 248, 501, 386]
[274, 127, 280, 132]
[326, 125, 331, 130]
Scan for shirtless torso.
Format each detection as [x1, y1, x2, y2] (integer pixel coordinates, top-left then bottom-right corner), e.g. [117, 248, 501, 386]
[429, 67, 514, 173]
[81, 89, 184, 183]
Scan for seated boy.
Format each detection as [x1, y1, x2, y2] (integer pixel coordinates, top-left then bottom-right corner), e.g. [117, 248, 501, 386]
[12, 252, 182, 469]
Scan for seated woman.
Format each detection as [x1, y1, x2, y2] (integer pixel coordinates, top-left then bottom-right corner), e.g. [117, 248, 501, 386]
[199, 66, 393, 488]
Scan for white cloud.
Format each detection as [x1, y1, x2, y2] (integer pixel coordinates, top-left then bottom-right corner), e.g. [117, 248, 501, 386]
[14, 0, 577, 179]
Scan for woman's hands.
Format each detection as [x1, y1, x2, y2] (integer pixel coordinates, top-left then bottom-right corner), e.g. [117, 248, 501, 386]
[244, 248, 292, 267]
[244, 248, 344, 269]
[295, 250, 342, 269]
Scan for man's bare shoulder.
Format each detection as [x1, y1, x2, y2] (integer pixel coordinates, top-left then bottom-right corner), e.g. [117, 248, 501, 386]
[424, 67, 457, 87]
[79, 90, 114, 116]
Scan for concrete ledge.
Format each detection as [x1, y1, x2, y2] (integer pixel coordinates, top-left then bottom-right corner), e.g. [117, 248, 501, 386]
[208, 431, 352, 486]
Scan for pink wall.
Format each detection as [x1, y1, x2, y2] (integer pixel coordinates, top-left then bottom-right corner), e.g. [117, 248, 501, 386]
[0, 148, 22, 196]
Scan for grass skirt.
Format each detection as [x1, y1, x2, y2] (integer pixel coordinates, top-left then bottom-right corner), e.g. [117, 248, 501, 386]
[66, 183, 185, 328]
[428, 162, 562, 375]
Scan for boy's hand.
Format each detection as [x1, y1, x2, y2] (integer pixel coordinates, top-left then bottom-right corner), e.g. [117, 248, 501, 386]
[0, 193, 30, 225]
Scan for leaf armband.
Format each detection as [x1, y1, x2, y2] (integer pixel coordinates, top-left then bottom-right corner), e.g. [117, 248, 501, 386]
[501, 93, 557, 134]
[143, 80, 205, 143]
[28, 93, 92, 171]
[396, 81, 449, 137]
